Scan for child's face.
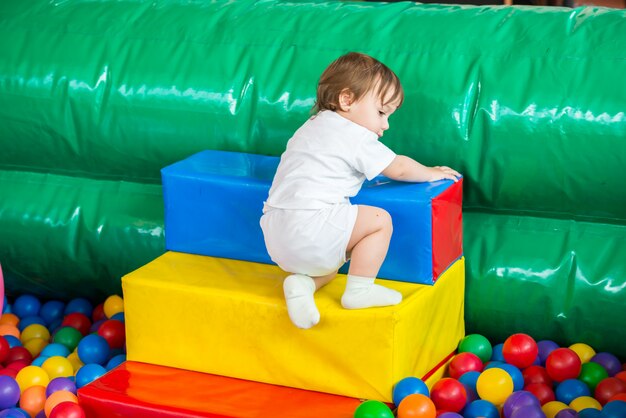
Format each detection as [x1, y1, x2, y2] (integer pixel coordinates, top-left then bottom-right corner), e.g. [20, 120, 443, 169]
[338, 88, 399, 138]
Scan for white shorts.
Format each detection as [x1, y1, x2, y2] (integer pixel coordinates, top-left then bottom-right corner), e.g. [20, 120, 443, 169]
[260, 204, 358, 277]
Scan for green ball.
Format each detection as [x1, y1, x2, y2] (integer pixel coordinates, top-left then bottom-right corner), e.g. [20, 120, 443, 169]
[579, 361, 609, 391]
[458, 334, 493, 363]
[53, 326, 83, 351]
[353, 400, 394, 418]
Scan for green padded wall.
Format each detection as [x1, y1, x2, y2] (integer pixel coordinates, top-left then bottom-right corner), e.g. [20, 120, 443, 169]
[0, 0, 624, 356]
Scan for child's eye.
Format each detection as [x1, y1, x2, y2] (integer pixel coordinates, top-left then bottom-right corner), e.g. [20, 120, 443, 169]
[379, 111, 386, 116]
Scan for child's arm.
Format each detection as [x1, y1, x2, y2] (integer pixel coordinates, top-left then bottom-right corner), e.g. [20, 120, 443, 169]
[382, 155, 461, 183]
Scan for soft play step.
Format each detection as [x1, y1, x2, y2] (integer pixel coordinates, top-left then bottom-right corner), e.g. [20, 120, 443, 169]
[162, 150, 463, 284]
[122, 252, 465, 402]
[78, 361, 364, 418]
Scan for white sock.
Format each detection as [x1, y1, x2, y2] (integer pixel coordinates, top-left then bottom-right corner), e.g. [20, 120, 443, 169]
[341, 275, 402, 310]
[283, 274, 320, 329]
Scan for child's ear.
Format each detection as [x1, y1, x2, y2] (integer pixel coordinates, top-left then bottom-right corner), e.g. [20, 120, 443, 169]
[338, 88, 353, 111]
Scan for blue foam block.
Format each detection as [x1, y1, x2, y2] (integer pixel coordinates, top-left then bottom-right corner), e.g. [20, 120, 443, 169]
[161, 150, 461, 284]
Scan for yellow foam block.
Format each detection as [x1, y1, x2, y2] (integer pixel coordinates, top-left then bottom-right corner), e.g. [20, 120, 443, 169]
[122, 252, 465, 402]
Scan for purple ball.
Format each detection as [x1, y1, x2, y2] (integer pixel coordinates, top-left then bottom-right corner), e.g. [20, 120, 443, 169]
[555, 409, 578, 418]
[45, 376, 77, 397]
[537, 340, 560, 365]
[503, 391, 541, 418]
[510, 405, 546, 418]
[438, 413, 463, 418]
[590, 352, 621, 377]
[0, 375, 21, 410]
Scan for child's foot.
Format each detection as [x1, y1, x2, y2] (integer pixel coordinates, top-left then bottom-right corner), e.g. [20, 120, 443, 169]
[341, 275, 402, 309]
[283, 274, 320, 329]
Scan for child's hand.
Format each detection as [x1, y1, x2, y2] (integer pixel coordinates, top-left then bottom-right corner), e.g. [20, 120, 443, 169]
[428, 166, 461, 182]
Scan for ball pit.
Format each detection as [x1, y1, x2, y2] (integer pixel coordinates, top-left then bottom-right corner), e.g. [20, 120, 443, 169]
[0, 294, 126, 417]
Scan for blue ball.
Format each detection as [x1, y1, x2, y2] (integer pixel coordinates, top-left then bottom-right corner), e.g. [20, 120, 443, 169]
[392, 377, 429, 406]
[106, 354, 126, 371]
[491, 343, 505, 362]
[459, 370, 480, 393]
[39, 300, 65, 325]
[463, 399, 499, 418]
[555, 379, 591, 404]
[75, 363, 107, 388]
[111, 312, 125, 322]
[496, 363, 524, 391]
[17, 315, 46, 332]
[40, 343, 71, 358]
[602, 400, 626, 418]
[64, 297, 93, 317]
[77, 334, 111, 365]
[578, 407, 602, 418]
[12, 295, 41, 319]
[31, 355, 49, 367]
[3, 335, 22, 348]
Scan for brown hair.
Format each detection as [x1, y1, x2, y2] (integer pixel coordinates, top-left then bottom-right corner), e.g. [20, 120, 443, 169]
[314, 52, 404, 112]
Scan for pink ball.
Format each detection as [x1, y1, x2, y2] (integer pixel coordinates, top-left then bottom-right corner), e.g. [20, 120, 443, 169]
[502, 334, 538, 369]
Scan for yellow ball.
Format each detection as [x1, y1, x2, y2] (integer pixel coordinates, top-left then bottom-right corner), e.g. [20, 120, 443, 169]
[42, 355, 74, 379]
[67, 350, 84, 373]
[476, 368, 514, 405]
[15, 365, 50, 393]
[20, 323, 51, 343]
[103, 295, 124, 319]
[568, 343, 596, 364]
[23, 337, 49, 357]
[542, 401, 569, 418]
[569, 396, 602, 411]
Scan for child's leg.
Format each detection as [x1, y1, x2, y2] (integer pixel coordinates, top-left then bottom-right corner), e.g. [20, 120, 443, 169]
[283, 271, 337, 329]
[341, 205, 402, 309]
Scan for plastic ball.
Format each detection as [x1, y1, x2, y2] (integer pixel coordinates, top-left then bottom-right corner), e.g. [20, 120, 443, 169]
[60, 313, 91, 336]
[75, 364, 107, 388]
[462, 399, 499, 418]
[105, 354, 126, 371]
[590, 352, 621, 377]
[458, 334, 493, 364]
[353, 400, 394, 418]
[0, 408, 29, 418]
[110, 312, 125, 322]
[31, 355, 48, 367]
[594, 377, 626, 405]
[63, 299, 93, 318]
[502, 334, 538, 369]
[569, 396, 601, 412]
[77, 334, 110, 365]
[42, 356, 74, 379]
[577, 407, 602, 418]
[448, 352, 483, 380]
[555, 379, 590, 404]
[39, 301, 65, 326]
[496, 363, 524, 391]
[430, 377, 467, 412]
[437, 414, 462, 418]
[103, 295, 124, 319]
[44, 391, 78, 417]
[0, 375, 21, 409]
[397, 393, 435, 418]
[97, 319, 125, 349]
[53, 327, 83, 352]
[20, 324, 49, 345]
[554, 409, 578, 418]
[510, 404, 546, 418]
[503, 390, 541, 418]
[3, 335, 21, 349]
[523, 365, 553, 387]
[476, 368, 513, 405]
[15, 366, 49, 392]
[537, 340, 560, 365]
[66, 351, 84, 373]
[12, 295, 41, 319]
[491, 343, 505, 362]
[392, 377, 429, 406]
[542, 400, 569, 418]
[23, 338, 48, 358]
[46, 377, 77, 397]
[49, 401, 86, 418]
[602, 400, 626, 418]
[524, 383, 555, 405]
[19, 385, 46, 417]
[568, 343, 595, 364]
[578, 361, 608, 392]
[0, 314, 19, 327]
[17, 316, 45, 332]
[615, 371, 626, 384]
[40, 343, 71, 358]
[0, 336, 10, 363]
[546, 348, 581, 382]
[608, 393, 626, 403]
[91, 304, 106, 323]
[0, 324, 20, 339]
[458, 370, 480, 395]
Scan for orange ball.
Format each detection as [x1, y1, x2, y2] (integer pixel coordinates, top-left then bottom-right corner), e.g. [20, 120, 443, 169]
[45, 390, 78, 417]
[19, 385, 47, 417]
[397, 394, 436, 418]
[0, 324, 20, 339]
[0, 313, 20, 327]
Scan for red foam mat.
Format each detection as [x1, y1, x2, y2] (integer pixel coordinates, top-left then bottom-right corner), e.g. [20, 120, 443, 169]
[78, 361, 362, 418]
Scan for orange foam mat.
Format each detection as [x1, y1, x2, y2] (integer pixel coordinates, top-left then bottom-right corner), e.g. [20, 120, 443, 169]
[78, 361, 364, 418]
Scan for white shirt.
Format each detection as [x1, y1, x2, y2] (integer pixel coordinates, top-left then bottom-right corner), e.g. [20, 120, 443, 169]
[264, 110, 396, 210]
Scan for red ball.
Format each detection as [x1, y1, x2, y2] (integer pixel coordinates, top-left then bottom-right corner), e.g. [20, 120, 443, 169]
[545, 348, 581, 382]
[502, 333, 538, 369]
[97, 319, 125, 349]
[615, 371, 626, 384]
[0, 368, 17, 378]
[91, 303, 106, 323]
[524, 383, 555, 405]
[49, 401, 86, 418]
[430, 377, 467, 413]
[594, 377, 626, 405]
[448, 352, 483, 379]
[4, 346, 33, 365]
[61, 312, 92, 336]
[523, 365, 553, 387]
[0, 336, 10, 364]
[608, 393, 626, 403]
